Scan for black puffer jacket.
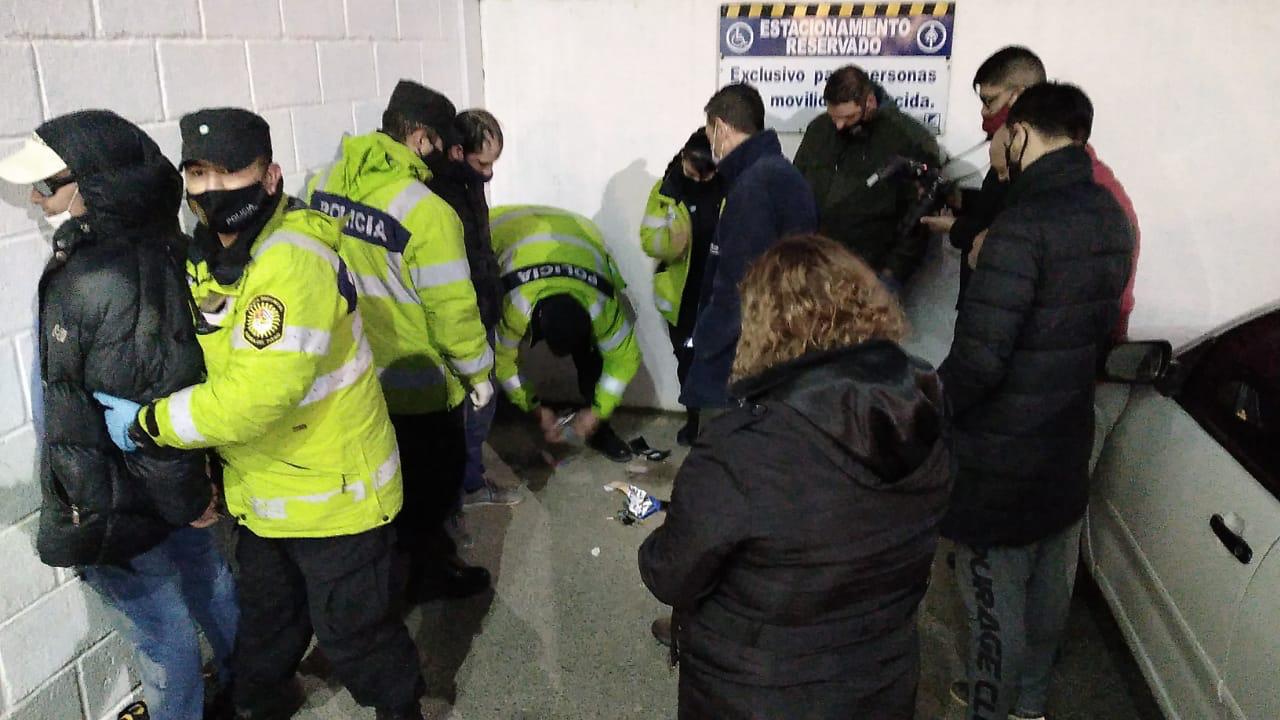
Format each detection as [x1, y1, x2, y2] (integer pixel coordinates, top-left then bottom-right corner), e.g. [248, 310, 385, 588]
[640, 342, 951, 719]
[939, 145, 1134, 547]
[35, 110, 210, 568]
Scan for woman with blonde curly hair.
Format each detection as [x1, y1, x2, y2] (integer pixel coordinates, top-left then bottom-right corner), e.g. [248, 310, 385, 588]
[640, 234, 952, 719]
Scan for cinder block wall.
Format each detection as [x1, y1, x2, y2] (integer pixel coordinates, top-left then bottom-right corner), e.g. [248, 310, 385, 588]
[0, 1, 480, 717]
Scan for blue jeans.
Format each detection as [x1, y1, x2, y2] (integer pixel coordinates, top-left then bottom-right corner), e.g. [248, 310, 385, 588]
[82, 526, 239, 720]
[463, 375, 498, 494]
[463, 330, 499, 495]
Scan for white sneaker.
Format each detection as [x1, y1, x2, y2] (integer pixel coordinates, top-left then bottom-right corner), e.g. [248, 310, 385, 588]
[462, 481, 523, 509]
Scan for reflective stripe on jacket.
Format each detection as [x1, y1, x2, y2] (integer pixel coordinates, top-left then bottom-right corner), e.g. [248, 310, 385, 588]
[305, 131, 493, 414]
[145, 197, 402, 538]
[640, 180, 693, 326]
[490, 205, 640, 419]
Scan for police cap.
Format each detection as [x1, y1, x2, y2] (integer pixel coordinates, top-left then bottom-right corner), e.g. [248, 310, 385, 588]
[180, 108, 272, 171]
[386, 80, 459, 147]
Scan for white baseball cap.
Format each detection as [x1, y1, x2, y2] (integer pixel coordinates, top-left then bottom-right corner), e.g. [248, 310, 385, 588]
[0, 133, 69, 184]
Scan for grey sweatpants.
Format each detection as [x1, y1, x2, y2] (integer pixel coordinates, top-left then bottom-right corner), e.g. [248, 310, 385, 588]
[954, 518, 1084, 720]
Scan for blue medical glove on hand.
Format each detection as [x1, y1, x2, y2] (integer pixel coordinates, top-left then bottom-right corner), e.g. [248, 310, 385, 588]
[92, 392, 140, 453]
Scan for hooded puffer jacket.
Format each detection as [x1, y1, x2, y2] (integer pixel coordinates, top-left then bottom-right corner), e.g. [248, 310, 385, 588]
[639, 341, 951, 719]
[35, 110, 210, 568]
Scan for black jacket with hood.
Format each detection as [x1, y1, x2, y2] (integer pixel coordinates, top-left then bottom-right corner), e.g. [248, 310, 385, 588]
[639, 341, 951, 718]
[35, 110, 210, 568]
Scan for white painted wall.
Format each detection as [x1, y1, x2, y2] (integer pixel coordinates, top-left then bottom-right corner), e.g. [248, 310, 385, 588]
[481, 0, 1280, 406]
[0, 1, 482, 717]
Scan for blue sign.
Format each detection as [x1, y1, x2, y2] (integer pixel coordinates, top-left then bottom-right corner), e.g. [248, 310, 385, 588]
[720, 3, 955, 58]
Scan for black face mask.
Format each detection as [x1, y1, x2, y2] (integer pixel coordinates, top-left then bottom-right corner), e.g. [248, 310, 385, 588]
[187, 181, 272, 234]
[1004, 127, 1029, 183]
[460, 161, 493, 185]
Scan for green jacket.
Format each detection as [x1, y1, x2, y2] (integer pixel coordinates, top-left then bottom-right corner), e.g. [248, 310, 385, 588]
[143, 196, 402, 539]
[794, 104, 940, 280]
[639, 180, 694, 325]
[490, 205, 640, 419]
[304, 131, 493, 415]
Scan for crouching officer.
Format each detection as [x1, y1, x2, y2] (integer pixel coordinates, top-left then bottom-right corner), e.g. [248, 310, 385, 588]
[94, 108, 426, 720]
[490, 205, 641, 461]
[304, 80, 495, 601]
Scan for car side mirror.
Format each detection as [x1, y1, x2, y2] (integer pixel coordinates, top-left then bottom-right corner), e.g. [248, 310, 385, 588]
[1102, 341, 1172, 383]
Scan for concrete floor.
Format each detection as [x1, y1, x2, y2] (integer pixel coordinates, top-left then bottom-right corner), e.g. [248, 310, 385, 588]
[294, 410, 1163, 720]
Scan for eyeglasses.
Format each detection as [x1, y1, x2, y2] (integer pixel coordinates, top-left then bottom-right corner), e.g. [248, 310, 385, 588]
[33, 175, 76, 198]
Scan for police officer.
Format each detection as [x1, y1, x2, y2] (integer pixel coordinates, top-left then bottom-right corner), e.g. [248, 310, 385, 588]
[304, 81, 495, 600]
[639, 128, 723, 446]
[95, 108, 426, 720]
[490, 205, 640, 461]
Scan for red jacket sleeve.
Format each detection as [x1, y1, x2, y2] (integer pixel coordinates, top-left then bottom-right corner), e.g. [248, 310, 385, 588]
[1087, 145, 1140, 340]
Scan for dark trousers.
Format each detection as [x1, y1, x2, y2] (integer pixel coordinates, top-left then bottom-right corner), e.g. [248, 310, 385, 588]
[569, 344, 620, 437]
[668, 324, 695, 389]
[677, 636, 920, 720]
[391, 408, 467, 572]
[231, 525, 422, 714]
[570, 343, 603, 401]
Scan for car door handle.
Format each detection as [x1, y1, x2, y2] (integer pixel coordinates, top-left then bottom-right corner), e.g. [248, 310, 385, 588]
[1210, 514, 1253, 564]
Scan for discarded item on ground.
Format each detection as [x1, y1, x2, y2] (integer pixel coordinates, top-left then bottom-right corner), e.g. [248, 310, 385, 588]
[603, 481, 668, 525]
[591, 546, 601, 557]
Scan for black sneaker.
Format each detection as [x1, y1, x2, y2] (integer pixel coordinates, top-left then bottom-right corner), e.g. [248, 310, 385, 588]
[588, 422, 633, 462]
[118, 701, 149, 720]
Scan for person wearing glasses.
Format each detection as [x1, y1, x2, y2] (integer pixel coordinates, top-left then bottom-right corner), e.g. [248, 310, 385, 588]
[921, 46, 1139, 335]
[0, 110, 239, 720]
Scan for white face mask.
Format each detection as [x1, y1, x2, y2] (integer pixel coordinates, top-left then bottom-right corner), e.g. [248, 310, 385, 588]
[45, 188, 79, 232]
[709, 123, 723, 164]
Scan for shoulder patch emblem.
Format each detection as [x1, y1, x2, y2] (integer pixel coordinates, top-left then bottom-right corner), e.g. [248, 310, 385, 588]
[243, 295, 285, 349]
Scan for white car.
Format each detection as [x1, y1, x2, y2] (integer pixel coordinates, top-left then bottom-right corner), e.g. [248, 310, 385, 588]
[1084, 304, 1280, 720]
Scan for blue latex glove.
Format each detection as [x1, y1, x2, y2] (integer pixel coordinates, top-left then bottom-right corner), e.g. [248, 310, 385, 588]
[92, 392, 140, 453]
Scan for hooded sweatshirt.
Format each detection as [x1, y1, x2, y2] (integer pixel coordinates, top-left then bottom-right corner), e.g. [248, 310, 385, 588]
[35, 110, 209, 567]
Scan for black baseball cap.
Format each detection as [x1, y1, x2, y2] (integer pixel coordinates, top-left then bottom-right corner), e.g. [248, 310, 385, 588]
[179, 108, 272, 170]
[386, 80, 459, 148]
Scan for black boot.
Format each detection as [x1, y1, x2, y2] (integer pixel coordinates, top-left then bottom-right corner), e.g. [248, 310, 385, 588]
[233, 677, 306, 720]
[587, 421, 633, 462]
[676, 409, 699, 447]
[411, 559, 492, 602]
